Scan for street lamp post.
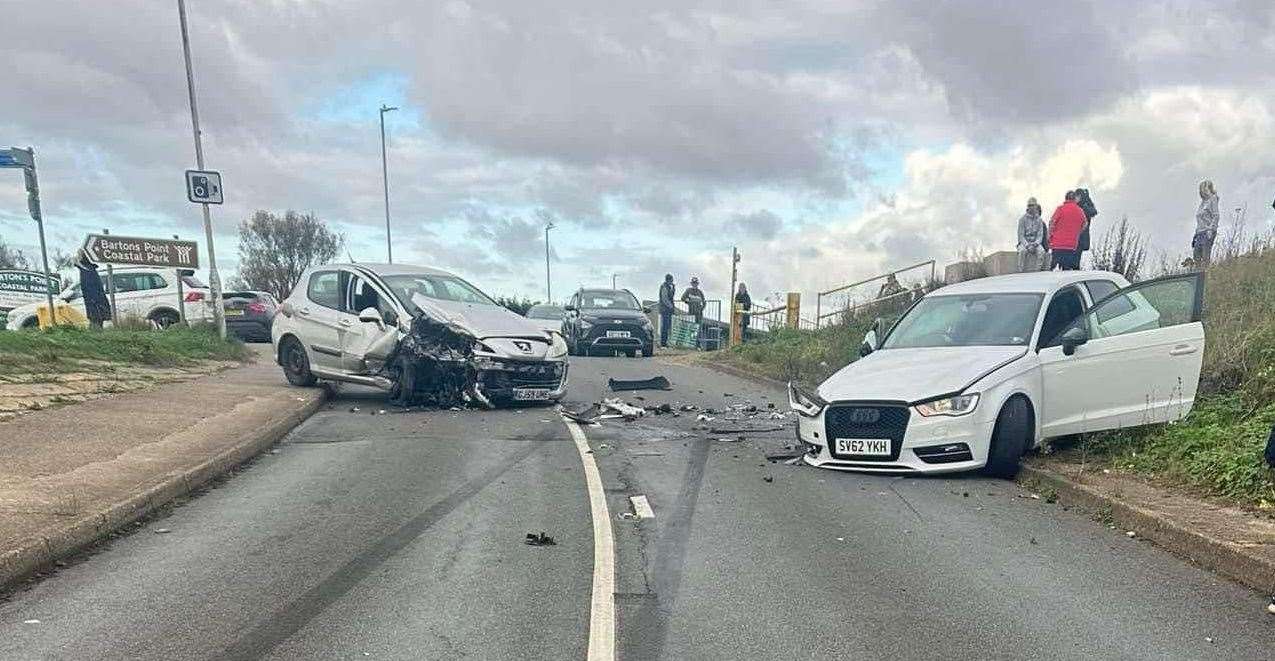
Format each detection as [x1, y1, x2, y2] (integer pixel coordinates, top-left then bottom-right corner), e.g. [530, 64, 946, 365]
[544, 222, 555, 302]
[379, 104, 398, 263]
[176, 0, 225, 339]
[612, 273, 617, 289]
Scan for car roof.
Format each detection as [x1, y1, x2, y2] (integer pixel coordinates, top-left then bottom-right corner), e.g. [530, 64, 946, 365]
[932, 270, 1127, 296]
[332, 263, 455, 278]
[579, 288, 632, 295]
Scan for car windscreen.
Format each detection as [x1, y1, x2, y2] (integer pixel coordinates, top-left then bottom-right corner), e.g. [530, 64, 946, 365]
[380, 274, 496, 313]
[881, 293, 1044, 349]
[578, 291, 639, 310]
[527, 305, 564, 319]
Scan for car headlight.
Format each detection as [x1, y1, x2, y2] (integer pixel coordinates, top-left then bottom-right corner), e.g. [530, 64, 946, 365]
[788, 382, 827, 417]
[914, 393, 980, 417]
[548, 332, 568, 358]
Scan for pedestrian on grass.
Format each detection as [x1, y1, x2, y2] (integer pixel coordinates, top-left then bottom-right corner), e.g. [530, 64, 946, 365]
[74, 248, 111, 329]
[734, 282, 752, 342]
[1048, 191, 1087, 270]
[681, 276, 706, 324]
[658, 273, 675, 347]
[1193, 180, 1220, 268]
[1016, 197, 1047, 272]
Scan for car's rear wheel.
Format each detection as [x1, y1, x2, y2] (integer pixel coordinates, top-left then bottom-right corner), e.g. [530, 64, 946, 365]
[149, 309, 181, 330]
[625, 349, 637, 358]
[984, 396, 1031, 479]
[280, 337, 317, 387]
[641, 344, 654, 357]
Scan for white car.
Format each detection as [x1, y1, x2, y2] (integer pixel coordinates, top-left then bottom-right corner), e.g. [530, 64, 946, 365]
[4, 266, 213, 330]
[271, 263, 569, 404]
[789, 270, 1205, 477]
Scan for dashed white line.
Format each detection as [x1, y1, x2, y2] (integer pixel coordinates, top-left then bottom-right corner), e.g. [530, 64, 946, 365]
[564, 418, 616, 661]
[629, 495, 655, 519]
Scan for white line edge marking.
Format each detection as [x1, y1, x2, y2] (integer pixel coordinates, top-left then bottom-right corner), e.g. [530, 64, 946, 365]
[629, 495, 655, 519]
[564, 418, 616, 661]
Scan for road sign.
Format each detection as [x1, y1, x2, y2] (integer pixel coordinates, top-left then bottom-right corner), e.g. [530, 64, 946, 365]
[0, 147, 34, 169]
[0, 270, 61, 310]
[185, 169, 223, 204]
[82, 234, 200, 269]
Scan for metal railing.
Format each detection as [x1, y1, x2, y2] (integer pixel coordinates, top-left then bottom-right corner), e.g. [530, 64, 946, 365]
[814, 260, 935, 328]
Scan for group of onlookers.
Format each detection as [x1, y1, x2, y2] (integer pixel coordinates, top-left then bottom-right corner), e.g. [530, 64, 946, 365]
[1016, 181, 1221, 273]
[657, 274, 752, 347]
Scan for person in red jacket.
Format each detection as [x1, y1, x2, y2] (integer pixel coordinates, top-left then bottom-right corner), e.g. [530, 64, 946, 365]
[1048, 191, 1087, 270]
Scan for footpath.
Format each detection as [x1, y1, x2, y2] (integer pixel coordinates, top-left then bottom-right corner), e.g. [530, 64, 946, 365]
[0, 346, 324, 591]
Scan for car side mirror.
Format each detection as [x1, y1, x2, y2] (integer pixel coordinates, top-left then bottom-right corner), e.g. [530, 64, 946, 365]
[380, 308, 399, 328]
[862, 327, 879, 351]
[1061, 326, 1089, 356]
[358, 307, 382, 325]
[859, 342, 873, 358]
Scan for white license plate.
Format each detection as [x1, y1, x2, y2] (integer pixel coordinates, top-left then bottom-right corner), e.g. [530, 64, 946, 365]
[224, 309, 245, 316]
[835, 438, 890, 456]
[606, 330, 630, 338]
[513, 388, 553, 401]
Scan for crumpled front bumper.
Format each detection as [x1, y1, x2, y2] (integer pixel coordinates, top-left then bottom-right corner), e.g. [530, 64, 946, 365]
[471, 355, 569, 402]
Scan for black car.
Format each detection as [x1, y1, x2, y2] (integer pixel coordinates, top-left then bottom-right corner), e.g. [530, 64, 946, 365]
[223, 290, 278, 342]
[563, 288, 655, 357]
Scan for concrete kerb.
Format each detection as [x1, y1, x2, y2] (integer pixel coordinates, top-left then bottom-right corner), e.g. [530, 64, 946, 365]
[702, 357, 1275, 596]
[0, 387, 327, 592]
[1019, 465, 1275, 595]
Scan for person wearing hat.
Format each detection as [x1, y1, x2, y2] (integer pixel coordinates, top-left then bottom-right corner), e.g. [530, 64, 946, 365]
[657, 273, 676, 347]
[681, 276, 706, 325]
[1016, 197, 1048, 272]
[74, 248, 111, 329]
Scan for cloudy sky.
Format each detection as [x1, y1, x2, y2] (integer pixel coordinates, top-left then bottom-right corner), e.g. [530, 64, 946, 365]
[2, 0, 1274, 314]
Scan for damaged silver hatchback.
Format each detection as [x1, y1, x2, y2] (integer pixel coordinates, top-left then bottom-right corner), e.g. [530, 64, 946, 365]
[272, 263, 569, 407]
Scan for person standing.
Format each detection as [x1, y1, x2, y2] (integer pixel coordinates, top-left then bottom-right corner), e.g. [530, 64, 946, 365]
[75, 248, 111, 329]
[1016, 197, 1047, 272]
[1074, 188, 1098, 266]
[734, 282, 752, 342]
[681, 276, 706, 324]
[1048, 191, 1087, 270]
[658, 273, 676, 347]
[1193, 180, 1220, 268]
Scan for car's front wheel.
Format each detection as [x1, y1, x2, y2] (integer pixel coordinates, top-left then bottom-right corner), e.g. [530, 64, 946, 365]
[279, 337, 317, 387]
[984, 396, 1032, 479]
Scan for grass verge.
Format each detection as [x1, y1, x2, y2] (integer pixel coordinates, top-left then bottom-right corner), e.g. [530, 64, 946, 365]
[0, 326, 251, 375]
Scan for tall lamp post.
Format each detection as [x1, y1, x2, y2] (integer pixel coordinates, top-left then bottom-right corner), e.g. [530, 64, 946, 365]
[544, 221, 556, 302]
[379, 104, 398, 263]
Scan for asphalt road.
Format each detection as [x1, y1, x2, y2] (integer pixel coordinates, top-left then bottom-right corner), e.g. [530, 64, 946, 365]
[1, 354, 1271, 660]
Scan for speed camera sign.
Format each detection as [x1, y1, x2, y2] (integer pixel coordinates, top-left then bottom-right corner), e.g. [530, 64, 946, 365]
[185, 169, 223, 204]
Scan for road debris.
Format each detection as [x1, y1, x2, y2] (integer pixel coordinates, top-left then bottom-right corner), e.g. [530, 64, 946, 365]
[562, 404, 603, 425]
[602, 398, 645, 420]
[629, 495, 655, 519]
[1125, 530, 1137, 538]
[524, 532, 557, 546]
[23, 619, 40, 624]
[608, 375, 672, 391]
[154, 528, 172, 534]
[381, 313, 492, 409]
[716, 437, 742, 443]
[762, 475, 774, 483]
[1267, 597, 1275, 614]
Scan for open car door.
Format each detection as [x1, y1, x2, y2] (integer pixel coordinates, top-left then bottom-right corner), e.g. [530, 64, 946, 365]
[1038, 272, 1205, 437]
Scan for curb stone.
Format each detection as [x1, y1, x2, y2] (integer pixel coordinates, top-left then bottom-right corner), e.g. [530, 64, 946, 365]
[1019, 465, 1275, 595]
[0, 387, 326, 592]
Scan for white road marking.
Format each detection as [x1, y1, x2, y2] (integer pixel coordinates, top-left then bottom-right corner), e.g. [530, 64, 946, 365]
[629, 495, 655, 519]
[564, 419, 616, 661]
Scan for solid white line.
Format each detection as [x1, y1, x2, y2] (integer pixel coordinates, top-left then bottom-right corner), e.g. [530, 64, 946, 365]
[564, 418, 616, 661]
[629, 495, 655, 519]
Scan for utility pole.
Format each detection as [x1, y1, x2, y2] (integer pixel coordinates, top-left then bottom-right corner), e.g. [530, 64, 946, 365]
[379, 104, 398, 263]
[728, 246, 739, 347]
[177, 0, 225, 338]
[544, 221, 556, 302]
[612, 273, 617, 290]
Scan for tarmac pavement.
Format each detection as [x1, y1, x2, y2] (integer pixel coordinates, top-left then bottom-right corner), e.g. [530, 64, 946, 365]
[0, 353, 1271, 660]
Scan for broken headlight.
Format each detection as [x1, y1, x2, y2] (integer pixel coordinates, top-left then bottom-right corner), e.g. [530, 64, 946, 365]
[788, 382, 827, 417]
[914, 393, 979, 417]
[548, 333, 568, 359]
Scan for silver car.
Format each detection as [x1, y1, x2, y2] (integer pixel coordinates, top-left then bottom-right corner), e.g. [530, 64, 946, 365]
[271, 263, 569, 405]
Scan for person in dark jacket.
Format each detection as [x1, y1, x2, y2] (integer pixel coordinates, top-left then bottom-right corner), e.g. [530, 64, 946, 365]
[1049, 191, 1087, 270]
[75, 249, 111, 329]
[658, 274, 675, 347]
[681, 276, 706, 324]
[734, 282, 752, 341]
[1074, 188, 1098, 260]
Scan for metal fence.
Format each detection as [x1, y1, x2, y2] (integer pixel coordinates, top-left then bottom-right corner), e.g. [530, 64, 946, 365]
[814, 260, 936, 328]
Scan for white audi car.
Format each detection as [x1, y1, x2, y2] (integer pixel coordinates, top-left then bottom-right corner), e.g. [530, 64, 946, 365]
[789, 270, 1205, 477]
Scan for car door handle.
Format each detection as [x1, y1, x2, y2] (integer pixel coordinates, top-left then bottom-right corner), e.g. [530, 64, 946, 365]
[1169, 344, 1197, 356]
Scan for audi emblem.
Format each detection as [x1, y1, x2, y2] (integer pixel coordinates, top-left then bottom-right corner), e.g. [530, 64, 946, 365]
[848, 408, 880, 424]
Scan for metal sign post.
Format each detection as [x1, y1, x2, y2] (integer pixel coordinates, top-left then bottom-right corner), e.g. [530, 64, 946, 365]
[0, 147, 57, 323]
[174, 235, 187, 325]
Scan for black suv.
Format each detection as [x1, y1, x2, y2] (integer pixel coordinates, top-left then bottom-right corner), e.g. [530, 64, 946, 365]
[563, 289, 655, 357]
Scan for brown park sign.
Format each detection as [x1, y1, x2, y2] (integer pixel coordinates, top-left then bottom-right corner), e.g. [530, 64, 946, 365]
[82, 234, 199, 269]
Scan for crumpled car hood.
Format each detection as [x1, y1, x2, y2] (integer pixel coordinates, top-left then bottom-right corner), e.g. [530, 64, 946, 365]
[817, 346, 1026, 403]
[412, 294, 551, 340]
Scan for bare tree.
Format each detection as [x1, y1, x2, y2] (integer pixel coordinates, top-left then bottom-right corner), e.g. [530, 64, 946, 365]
[0, 236, 30, 270]
[237, 210, 345, 300]
[1090, 215, 1147, 281]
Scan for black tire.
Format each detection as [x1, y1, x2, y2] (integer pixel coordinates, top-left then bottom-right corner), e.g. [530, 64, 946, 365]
[984, 396, 1032, 479]
[641, 345, 654, 358]
[149, 309, 181, 330]
[20, 316, 39, 330]
[625, 349, 637, 358]
[279, 337, 317, 387]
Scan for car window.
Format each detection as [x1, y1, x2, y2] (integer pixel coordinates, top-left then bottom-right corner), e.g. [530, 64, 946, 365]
[1083, 279, 1120, 303]
[307, 271, 341, 309]
[108, 273, 141, 293]
[144, 273, 168, 290]
[881, 293, 1042, 349]
[347, 275, 394, 316]
[1086, 274, 1201, 339]
[578, 290, 640, 310]
[1038, 287, 1086, 349]
[380, 274, 496, 311]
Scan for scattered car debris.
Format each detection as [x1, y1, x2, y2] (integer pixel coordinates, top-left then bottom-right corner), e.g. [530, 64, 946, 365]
[1267, 597, 1275, 615]
[629, 495, 655, 519]
[716, 437, 742, 443]
[602, 398, 645, 419]
[524, 532, 557, 546]
[562, 404, 603, 425]
[608, 376, 672, 392]
[618, 512, 637, 520]
[382, 313, 491, 409]
[696, 414, 714, 422]
[762, 475, 774, 483]
[765, 451, 804, 463]
[23, 619, 40, 624]
[1126, 530, 1137, 538]
[154, 528, 172, 534]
